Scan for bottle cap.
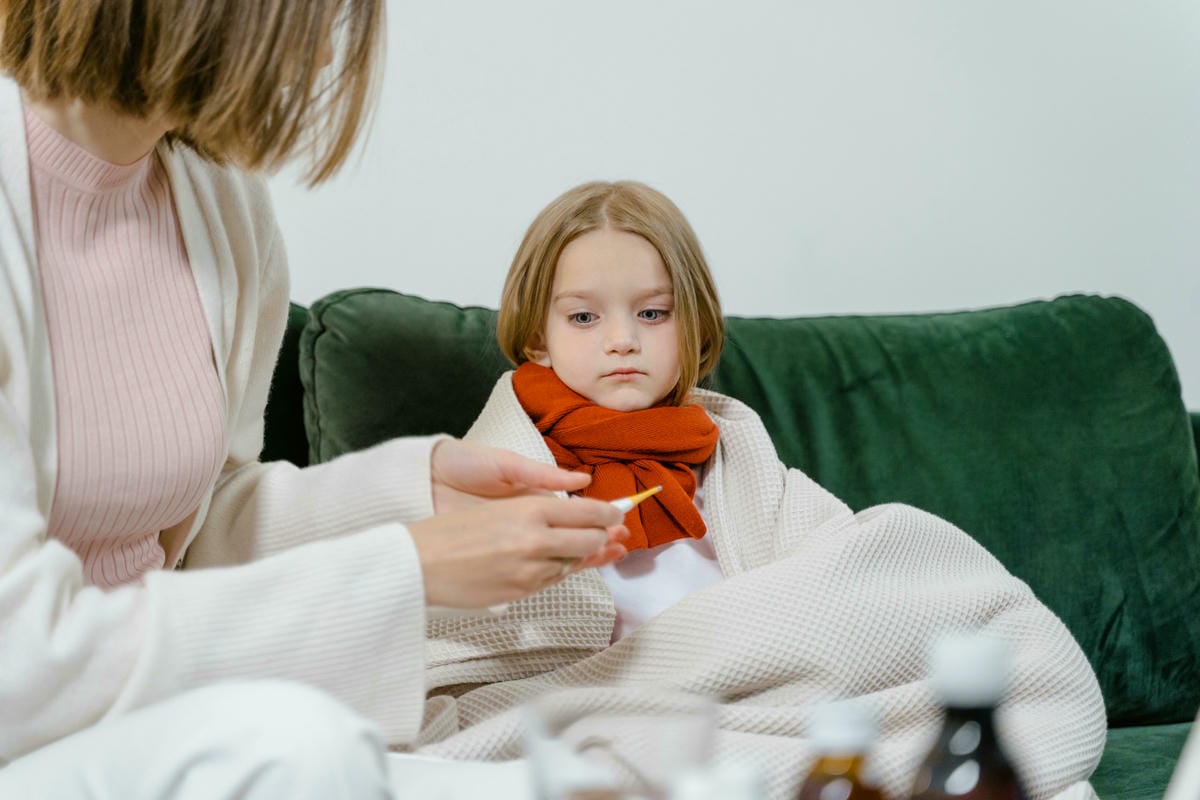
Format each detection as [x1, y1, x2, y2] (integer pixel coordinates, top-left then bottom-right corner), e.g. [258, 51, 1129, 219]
[668, 762, 767, 800]
[808, 700, 878, 754]
[668, 769, 714, 800]
[710, 762, 768, 800]
[928, 631, 1012, 707]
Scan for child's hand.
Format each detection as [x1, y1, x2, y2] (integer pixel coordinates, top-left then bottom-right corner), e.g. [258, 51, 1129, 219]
[429, 438, 590, 513]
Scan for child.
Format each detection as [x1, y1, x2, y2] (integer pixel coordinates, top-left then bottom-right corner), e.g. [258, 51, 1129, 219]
[499, 179, 727, 641]
[419, 181, 1106, 800]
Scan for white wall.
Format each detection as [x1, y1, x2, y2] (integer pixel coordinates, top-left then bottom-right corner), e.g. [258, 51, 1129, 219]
[269, 1, 1200, 408]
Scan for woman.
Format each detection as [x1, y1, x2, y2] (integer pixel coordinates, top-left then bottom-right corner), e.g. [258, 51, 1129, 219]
[0, 2, 627, 797]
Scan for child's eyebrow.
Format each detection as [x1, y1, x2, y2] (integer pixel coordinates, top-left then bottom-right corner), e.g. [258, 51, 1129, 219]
[551, 286, 674, 302]
[552, 290, 594, 302]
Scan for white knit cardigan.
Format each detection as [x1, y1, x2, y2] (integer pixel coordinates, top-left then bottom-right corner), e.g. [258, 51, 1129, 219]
[0, 77, 435, 762]
[420, 372, 1107, 800]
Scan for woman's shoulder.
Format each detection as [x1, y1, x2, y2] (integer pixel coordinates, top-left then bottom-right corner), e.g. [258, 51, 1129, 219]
[162, 147, 274, 220]
[0, 79, 31, 201]
[0, 75, 22, 128]
[159, 146, 282, 276]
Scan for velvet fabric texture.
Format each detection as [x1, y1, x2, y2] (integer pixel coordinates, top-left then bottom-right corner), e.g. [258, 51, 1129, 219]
[1088, 722, 1194, 800]
[286, 289, 1200, 796]
[298, 291, 512, 462]
[510, 362, 718, 551]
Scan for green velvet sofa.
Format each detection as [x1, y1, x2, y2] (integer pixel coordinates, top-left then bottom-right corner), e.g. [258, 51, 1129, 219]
[260, 289, 1200, 799]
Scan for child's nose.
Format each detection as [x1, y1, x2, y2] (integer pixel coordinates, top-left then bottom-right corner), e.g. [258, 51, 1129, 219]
[604, 321, 638, 354]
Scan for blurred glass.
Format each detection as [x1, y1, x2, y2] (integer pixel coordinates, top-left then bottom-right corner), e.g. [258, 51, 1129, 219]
[522, 687, 716, 800]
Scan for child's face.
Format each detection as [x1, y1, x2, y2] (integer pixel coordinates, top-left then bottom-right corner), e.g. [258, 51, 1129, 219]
[532, 227, 681, 411]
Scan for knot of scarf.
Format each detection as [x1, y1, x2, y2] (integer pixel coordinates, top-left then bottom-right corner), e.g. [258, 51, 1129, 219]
[512, 362, 719, 551]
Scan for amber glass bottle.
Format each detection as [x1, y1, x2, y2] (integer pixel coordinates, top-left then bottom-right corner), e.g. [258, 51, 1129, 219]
[796, 701, 885, 800]
[908, 633, 1029, 800]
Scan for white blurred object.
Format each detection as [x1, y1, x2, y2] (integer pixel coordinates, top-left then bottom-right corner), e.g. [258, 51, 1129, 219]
[929, 630, 1013, 707]
[809, 700, 879, 755]
[386, 753, 534, 799]
[1164, 707, 1200, 800]
[668, 762, 767, 800]
[522, 689, 715, 799]
[526, 732, 620, 799]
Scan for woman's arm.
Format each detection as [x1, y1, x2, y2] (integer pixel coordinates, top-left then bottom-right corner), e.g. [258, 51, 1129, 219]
[0, 386, 430, 761]
[0, 164, 431, 761]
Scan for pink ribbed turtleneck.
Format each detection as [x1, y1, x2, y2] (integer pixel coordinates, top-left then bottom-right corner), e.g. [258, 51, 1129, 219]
[25, 105, 226, 590]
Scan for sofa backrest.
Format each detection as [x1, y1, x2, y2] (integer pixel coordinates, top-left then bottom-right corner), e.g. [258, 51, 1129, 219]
[265, 290, 1200, 727]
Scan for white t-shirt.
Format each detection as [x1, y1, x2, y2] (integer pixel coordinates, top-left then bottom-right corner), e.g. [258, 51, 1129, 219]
[598, 478, 725, 642]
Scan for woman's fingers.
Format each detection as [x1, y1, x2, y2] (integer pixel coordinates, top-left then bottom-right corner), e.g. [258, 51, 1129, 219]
[430, 439, 595, 513]
[532, 495, 622, 531]
[498, 453, 591, 493]
[572, 542, 628, 571]
[532, 527, 613, 560]
[409, 495, 625, 608]
[530, 521, 630, 562]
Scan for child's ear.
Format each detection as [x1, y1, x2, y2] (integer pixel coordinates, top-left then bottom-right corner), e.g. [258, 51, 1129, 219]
[524, 335, 551, 367]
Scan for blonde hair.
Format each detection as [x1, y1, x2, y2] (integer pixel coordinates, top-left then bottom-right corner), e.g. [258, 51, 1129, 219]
[498, 180, 724, 406]
[0, 0, 383, 185]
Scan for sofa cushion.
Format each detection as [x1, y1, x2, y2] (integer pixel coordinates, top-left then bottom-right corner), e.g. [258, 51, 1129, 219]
[301, 289, 511, 461]
[299, 289, 1200, 726]
[1091, 722, 1193, 800]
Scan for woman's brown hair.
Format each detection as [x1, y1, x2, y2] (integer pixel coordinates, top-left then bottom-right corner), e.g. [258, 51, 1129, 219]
[0, 0, 383, 185]
[498, 181, 725, 406]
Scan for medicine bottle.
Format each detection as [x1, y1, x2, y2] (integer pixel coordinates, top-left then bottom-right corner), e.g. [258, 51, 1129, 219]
[796, 701, 885, 800]
[908, 632, 1029, 800]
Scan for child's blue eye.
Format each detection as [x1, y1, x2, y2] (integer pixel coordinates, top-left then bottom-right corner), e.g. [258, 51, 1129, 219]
[569, 312, 596, 325]
[639, 309, 671, 322]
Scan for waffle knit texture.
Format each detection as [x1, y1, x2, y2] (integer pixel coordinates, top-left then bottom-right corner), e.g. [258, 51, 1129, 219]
[24, 105, 227, 589]
[512, 362, 717, 550]
[419, 372, 1107, 800]
[1, 78, 433, 763]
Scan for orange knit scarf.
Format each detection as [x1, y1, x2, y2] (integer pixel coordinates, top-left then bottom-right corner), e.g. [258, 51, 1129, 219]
[512, 363, 719, 551]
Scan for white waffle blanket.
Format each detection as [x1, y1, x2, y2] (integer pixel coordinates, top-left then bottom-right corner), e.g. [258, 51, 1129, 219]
[415, 373, 1106, 800]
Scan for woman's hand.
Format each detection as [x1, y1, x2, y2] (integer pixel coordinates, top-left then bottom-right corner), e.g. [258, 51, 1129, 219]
[407, 494, 628, 608]
[429, 438, 591, 513]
